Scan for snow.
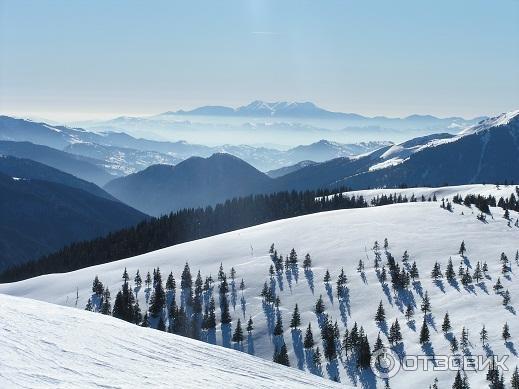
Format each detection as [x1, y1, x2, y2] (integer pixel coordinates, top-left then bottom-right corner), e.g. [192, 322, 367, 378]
[327, 184, 519, 204]
[0, 294, 341, 389]
[368, 157, 405, 171]
[1, 198, 518, 387]
[459, 110, 519, 136]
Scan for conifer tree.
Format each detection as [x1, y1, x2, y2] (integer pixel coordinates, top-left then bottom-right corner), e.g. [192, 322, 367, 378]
[480, 325, 488, 345]
[230, 267, 236, 281]
[289, 248, 298, 267]
[357, 260, 364, 273]
[375, 300, 386, 323]
[92, 275, 104, 296]
[473, 262, 483, 283]
[323, 269, 331, 283]
[493, 278, 504, 293]
[273, 310, 284, 336]
[450, 336, 459, 353]
[312, 346, 322, 368]
[315, 295, 325, 315]
[373, 332, 384, 352]
[85, 298, 93, 311]
[389, 319, 402, 344]
[133, 300, 142, 325]
[207, 297, 216, 329]
[149, 268, 165, 317]
[246, 316, 254, 334]
[100, 287, 111, 315]
[419, 317, 430, 344]
[290, 304, 301, 329]
[122, 267, 129, 283]
[446, 258, 456, 281]
[141, 312, 149, 328]
[157, 316, 166, 331]
[336, 268, 348, 298]
[459, 241, 466, 256]
[220, 295, 232, 324]
[511, 366, 519, 389]
[442, 312, 452, 333]
[452, 370, 464, 389]
[134, 270, 142, 288]
[503, 322, 511, 342]
[503, 290, 511, 306]
[166, 272, 176, 292]
[303, 253, 312, 270]
[232, 318, 244, 343]
[421, 292, 431, 314]
[218, 263, 225, 282]
[461, 327, 469, 349]
[273, 344, 290, 366]
[405, 304, 414, 321]
[410, 262, 419, 281]
[304, 323, 314, 348]
[239, 279, 245, 294]
[384, 238, 389, 251]
[402, 250, 409, 262]
[145, 271, 152, 289]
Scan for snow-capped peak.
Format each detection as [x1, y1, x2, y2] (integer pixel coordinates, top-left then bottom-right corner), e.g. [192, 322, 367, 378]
[458, 109, 519, 136]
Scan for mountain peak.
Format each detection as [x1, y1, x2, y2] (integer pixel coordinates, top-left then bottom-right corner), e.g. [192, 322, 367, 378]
[458, 109, 519, 136]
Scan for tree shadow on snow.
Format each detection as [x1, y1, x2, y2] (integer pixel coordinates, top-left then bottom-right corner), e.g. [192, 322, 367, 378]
[304, 268, 315, 295]
[291, 328, 305, 370]
[326, 359, 340, 382]
[241, 296, 247, 318]
[476, 282, 489, 295]
[262, 301, 276, 335]
[221, 323, 232, 348]
[413, 281, 424, 299]
[433, 279, 446, 294]
[407, 319, 416, 332]
[447, 278, 461, 292]
[381, 282, 394, 307]
[505, 305, 517, 315]
[276, 272, 284, 292]
[325, 283, 334, 305]
[506, 341, 518, 357]
[206, 328, 217, 345]
[247, 333, 255, 355]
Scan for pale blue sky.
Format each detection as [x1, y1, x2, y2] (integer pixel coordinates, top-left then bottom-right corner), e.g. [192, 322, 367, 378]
[0, 0, 518, 120]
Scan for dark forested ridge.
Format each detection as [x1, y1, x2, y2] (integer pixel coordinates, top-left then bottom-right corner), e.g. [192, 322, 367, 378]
[0, 189, 365, 282]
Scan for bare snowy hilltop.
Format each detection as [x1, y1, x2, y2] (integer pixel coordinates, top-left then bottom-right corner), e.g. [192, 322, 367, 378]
[1, 185, 518, 388]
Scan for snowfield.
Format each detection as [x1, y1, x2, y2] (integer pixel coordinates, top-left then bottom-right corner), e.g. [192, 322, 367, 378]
[0, 293, 341, 389]
[1, 197, 518, 388]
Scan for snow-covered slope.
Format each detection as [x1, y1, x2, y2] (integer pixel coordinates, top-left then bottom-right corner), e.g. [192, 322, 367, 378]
[1, 201, 518, 387]
[0, 294, 340, 389]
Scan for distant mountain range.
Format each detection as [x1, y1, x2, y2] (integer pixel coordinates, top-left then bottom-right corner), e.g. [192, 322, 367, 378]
[0, 156, 147, 269]
[167, 100, 485, 126]
[104, 110, 519, 216]
[0, 116, 390, 172]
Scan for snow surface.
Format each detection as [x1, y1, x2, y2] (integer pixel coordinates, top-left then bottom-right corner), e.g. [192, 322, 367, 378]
[1, 198, 518, 387]
[0, 294, 341, 389]
[459, 110, 519, 136]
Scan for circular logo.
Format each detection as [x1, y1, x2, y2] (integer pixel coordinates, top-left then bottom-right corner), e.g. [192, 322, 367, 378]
[370, 347, 401, 379]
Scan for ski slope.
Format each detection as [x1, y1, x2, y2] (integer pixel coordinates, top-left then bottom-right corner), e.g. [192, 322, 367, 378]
[1, 199, 518, 387]
[0, 293, 341, 389]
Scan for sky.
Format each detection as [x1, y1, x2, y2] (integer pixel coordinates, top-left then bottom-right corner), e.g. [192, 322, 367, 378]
[0, 0, 518, 121]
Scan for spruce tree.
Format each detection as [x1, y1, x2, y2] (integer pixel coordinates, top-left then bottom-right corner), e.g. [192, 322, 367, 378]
[85, 298, 93, 311]
[157, 316, 166, 331]
[207, 297, 216, 329]
[273, 310, 284, 336]
[450, 336, 459, 353]
[503, 290, 511, 306]
[389, 319, 402, 344]
[419, 317, 430, 344]
[304, 323, 314, 348]
[405, 304, 414, 321]
[312, 347, 322, 368]
[232, 318, 244, 343]
[273, 344, 290, 366]
[410, 262, 419, 281]
[100, 287, 111, 315]
[375, 300, 386, 323]
[149, 268, 165, 317]
[480, 325, 488, 345]
[145, 271, 152, 289]
[503, 322, 511, 342]
[134, 270, 142, 288]
[442, 312, 452, 333]
[459, 241, 466, 256]
[446, 258, 456, 281]
[220, 295, 232, 324]
[303, 253, 312, 270]
[290, 304, 301, 329]
[511, 366, 519, 389]
[494, 278, 504, 293]
[453, 370, 464, 389]
[246, 316, 254, 333]
[166, 272, 176, 292]
[373, 332, 384, 352]
[289, 248, 298, 267]
[141, 312, 149, 328]
[315, 295, 325, 315]
[323, 269, 331, 283]
[122, 267, 129, 283]
[461, 327, 469, 349]
[421, 292, 431, 314]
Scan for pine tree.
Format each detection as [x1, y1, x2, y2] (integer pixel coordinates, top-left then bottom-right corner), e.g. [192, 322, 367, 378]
[207, 297, 216, 329]
[503, 290, 511, 306]
[304, 323, 314, 348]
[92, 275, 104, 295]
[133, 300, 142, 324]
[446, 258, 456, 281]
[384, 238, 389, 251]
[314, 295, 325, 315]
[312, 346, 322, 368]
[303, 253, 312, 270]
[289, 248, 298, 267]
[405, 304, 414, 321]
[389, 319, 402, 344]
[273, 344, 290, 366]
[442, 312, 452, 333]
[402, 250, 410, 262]
[100, 287, 111, 315]
[473, 262, 483, 283]
[230, 267, 236, 281]
[273, 310, 284, 336]
[149, 268, 165, 317]
[510, 366, 519, 389]
[145, 271, 152, 289]
[450, 336, 459, 353]
[503, 322, 511, 342]
[421, 292, 431, 314]
[375, 300, 386, 323]
[461, 327, 469, 349]
[493, 278, 504, 293]
[122, 267, 129, 283]
[220, 295, 232, 324]
[134, 270, 142, 288]
[452, 370, 464, 389]
[431, 262, 443, 280]
[239, 279, 245, 294]
[232, 319, 244, 343]
[141, 312, 149, 328]
[336, 268, 348, 298]
[290, 304, 301, 329]
[357, 259, 364, 273]
[166, 272, 176, 292]
[480, 325, 488, 345]
[246, 316, 254, 334]
[373, 332, 384, 351]
[410, 262, 419, 281]
[218, 263, 225, 282]
[323, 269, 331, 283]
[419, 317, 430, 344]
[85, 298, 93, 311]
[459, 241, 466, 256]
